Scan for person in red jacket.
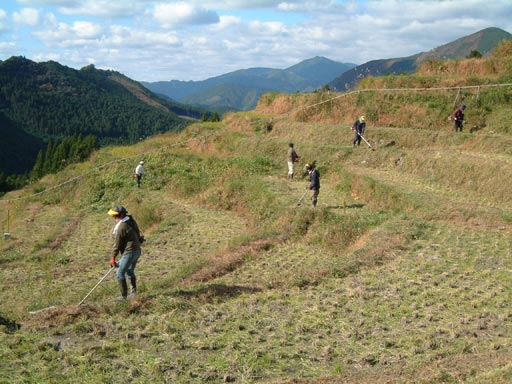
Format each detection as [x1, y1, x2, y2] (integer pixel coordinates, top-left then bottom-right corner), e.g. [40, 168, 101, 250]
[108, 206, 144, 299]
[452, 104, 465, 132]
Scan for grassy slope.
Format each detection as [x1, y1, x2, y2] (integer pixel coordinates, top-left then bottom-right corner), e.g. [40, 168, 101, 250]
[0, 52, 511, 383]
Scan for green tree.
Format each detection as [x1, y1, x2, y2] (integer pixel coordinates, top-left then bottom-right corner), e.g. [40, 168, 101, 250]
[211, 112, 220, 122]
[31, 150, 44, 180]
[467, 50, 483, 58]
[43, 140, 54, 174]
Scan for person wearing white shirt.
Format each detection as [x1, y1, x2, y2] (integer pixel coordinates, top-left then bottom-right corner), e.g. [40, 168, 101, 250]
[134, 161, 145, 188]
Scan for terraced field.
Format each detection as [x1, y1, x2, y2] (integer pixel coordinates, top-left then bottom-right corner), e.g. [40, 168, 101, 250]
[0, 85, 511, 383]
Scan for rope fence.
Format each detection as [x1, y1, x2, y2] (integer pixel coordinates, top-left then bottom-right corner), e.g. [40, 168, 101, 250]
[1, 81, 511, 205]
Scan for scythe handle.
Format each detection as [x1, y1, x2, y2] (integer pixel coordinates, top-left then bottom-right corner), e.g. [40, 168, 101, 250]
[78, 266, 115, 306]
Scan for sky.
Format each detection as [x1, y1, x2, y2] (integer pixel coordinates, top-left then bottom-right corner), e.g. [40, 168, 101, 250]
[0, 1, 511, 82]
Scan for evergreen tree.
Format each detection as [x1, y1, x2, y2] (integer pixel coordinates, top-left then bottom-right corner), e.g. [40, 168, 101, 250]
[467, 50, 483, 58]
[31, 150, 44, 180]
[211, 112, 220, 122]
[43, 140, 54, 174]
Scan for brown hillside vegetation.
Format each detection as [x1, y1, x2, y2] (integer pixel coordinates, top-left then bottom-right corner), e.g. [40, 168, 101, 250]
[417, 40, 512, 77]
[256, 40, 512, 133]
[0, 48, 511, 383]
[110, 73, 171, 113]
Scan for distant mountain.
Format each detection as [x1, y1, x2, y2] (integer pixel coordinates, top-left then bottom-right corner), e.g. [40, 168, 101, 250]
[329, 27, 512, 91]
[0, 57, 205, 177]
[142, 57, 356, 111]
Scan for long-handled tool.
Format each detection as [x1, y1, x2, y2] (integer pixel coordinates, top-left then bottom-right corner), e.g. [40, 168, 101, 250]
[78, 266, 115, 306]
[358, 133, 374, 150]
[296, 189, 308, 206]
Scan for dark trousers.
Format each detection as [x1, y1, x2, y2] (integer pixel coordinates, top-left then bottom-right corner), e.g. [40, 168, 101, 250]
[353, 131, 362, 145]
[310, 189, 319, 207]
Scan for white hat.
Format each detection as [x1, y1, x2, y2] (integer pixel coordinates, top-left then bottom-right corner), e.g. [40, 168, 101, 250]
[139, 161, 144, 165]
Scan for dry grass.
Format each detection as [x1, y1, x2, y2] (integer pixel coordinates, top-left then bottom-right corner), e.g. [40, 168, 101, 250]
[418, 39, 512, 77]
[1, 53, 511, 383]
[185, 238, 281, 282]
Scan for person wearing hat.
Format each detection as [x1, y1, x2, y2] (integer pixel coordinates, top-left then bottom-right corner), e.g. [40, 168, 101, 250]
[452, 104, 466, 132]
[287, 143, 300, 180]
[351, 115, 366, 147]
[108, 206, 144, 299]
[134, 161, 145, 188]
[304, 163, 320, 208]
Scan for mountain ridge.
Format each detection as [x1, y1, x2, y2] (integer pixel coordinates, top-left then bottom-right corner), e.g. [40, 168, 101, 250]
[143, 27, 511, 110]
[329, 27, 512, 91]
[142, 56, 356, 111]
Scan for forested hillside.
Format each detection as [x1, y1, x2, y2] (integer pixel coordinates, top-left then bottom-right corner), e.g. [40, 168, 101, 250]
[0, 57, 205, 190]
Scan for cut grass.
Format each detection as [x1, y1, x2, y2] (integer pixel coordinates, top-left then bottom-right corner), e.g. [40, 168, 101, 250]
[0, 66, 511, 383]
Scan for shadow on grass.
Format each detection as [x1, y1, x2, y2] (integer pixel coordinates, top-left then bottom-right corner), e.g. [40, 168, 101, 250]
[326, 203, 365, 209]
[0, 314, 21, 333]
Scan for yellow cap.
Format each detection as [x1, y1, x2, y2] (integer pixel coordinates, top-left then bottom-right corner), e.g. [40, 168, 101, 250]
[108, 206, 127, 216]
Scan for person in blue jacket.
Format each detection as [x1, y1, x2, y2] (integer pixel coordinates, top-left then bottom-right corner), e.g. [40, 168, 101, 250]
[304, 163, 320, 208]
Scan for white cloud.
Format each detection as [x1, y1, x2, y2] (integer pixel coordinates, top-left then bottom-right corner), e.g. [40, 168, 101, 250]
[195, 0, 308, 10]
[216, 15, 241, 29]
[33, 20, 103, 47]
[247, 20, 287, 34]
[73, 21, 102, 38]
[153, 2, 219, 28]
[3, 0, 512, 82]
[17, 0, 77, 5]
[13, 8, 40, 26]
[57, 0, 145, 18]
[16, 0, 143, 18]
[277, 1, 338, 12]
[33, 52, 61, 62]
[0, 41, 17, 53]
[108, 25, 181, 48]
[0, 9, 8, 32]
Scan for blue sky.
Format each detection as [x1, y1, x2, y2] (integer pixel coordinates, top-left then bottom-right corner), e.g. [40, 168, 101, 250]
[0, 1, 511, 82]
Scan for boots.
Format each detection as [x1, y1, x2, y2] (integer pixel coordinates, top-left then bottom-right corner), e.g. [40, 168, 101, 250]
[129, 276, 137, 297]
[118, 279, 128, 299]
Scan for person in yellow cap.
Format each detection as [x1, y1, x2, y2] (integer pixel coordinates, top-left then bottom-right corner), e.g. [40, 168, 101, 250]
[107, 205, 144, 299]
[351, 115, 366, 147]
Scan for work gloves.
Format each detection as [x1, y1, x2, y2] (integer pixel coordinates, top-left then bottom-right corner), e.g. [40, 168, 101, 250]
[110, 257, 118, 268]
